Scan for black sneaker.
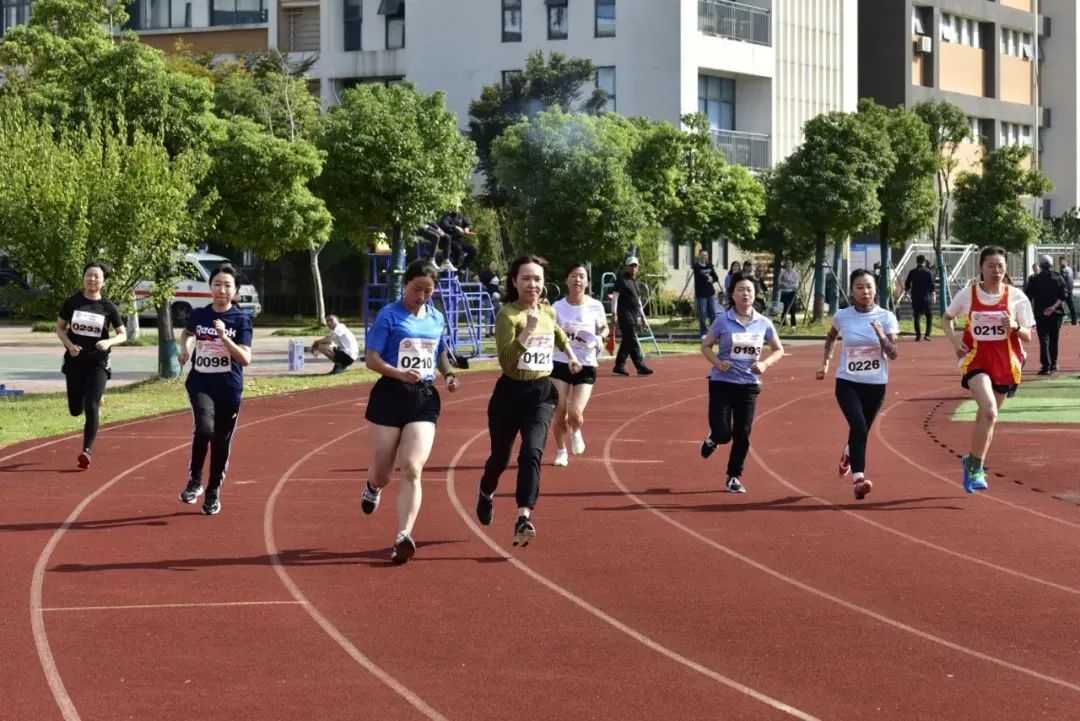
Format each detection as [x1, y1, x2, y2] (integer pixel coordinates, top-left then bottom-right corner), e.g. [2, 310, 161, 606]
[390, 532, 416, 564]
[513, 515, 536, 547]
[361, 482, 381, 515]
[179, 480, 204, 504]
[476, 491, 494, 526]
[612, 366, 630, 376]
[202, 489, 221, 515]
[636, 365, 655, 376]
[328, 364, 345, 375]
[700, 437, 717, 459]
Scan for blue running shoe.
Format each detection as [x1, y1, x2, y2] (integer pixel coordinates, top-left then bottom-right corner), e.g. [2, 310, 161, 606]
[961, 455, 974, 494]
[969, 469, 989, 492]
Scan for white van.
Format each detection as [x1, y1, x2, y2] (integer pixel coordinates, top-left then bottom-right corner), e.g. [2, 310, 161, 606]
[135, 252, 262, 326]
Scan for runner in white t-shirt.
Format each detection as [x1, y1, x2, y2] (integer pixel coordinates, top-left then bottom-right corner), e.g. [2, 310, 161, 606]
[550, 263, 610, 467]
[816, 269, 900, 500]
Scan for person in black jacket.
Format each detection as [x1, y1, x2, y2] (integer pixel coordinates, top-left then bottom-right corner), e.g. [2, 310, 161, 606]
[691, 249, 720, 337]
[905, 255, 936, 341]
[1024, 255, 1069, 375]
[610, 256, 654, 376]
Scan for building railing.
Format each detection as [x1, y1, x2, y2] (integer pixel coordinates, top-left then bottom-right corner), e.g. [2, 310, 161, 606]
[711, 129, 771, 170]
[698, 0, 771, 46]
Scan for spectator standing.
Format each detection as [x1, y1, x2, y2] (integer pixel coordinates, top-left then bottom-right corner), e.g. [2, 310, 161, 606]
[1059, 256, 1076, 325]
[1024, 254, 1068, 375]
[905, 255, 936, 341]
[691, 249, 720, 338]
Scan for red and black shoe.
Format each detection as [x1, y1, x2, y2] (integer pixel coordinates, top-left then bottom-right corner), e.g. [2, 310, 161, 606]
[837, 445, 851, 478]
[77, 450, 91, 469]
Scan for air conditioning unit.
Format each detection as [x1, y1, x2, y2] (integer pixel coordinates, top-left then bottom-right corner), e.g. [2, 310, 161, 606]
[914, 35, 933, 54]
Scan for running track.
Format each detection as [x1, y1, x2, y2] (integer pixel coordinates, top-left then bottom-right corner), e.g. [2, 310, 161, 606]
[1, 339, 1078, 721]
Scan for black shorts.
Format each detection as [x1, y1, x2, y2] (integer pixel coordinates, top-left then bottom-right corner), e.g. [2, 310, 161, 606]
[365, 376, 441, 428]
[961, 369, 1018, 398]
[550, 361, 597, 386]
[333, 348, 356, 368]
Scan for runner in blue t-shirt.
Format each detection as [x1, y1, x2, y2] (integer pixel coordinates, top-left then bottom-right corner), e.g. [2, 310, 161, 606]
[360, 259, 460, 564]
[177, 263, 253, 516]
[816, 269, 900, 500]
[699, 273, 785, 493]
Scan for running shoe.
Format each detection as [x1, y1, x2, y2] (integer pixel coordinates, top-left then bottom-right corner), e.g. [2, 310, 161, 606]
[328, 364, 345, 375]
[961, 455, 975, 494]
[726, 476, 746, 493]
[700, 437, 717, 459]
[838, 444, 851, 477]
[361, 482, 381, 515]
[390, 532, 416, 564]
[179, 480, 204, 504]
[571, 429, 586, 455]
[476, 490, 494, 526]
[969, 469, 989, 492]
[202, 489, 221, 516]
[612, 366, 630, 377]
[77, 450, 91, 470]
[636, 365, 655, 376]
[553, 448, 569, 467]
[513, 516, 536, 547]
[853, 478, 873, 500]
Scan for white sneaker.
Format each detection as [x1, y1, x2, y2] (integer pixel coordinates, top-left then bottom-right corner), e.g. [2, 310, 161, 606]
[553, 448, 569, 467]
[571, 429, 586, 455]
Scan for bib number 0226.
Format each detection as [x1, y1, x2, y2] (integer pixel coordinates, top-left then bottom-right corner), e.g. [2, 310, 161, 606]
[846, 359, 881, 373]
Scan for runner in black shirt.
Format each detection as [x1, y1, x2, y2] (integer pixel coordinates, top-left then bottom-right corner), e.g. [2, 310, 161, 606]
[904, 255, 936, 341]
[56, 263, 126, 469]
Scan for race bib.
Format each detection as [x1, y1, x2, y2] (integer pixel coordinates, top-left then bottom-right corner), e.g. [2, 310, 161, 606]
[518, 334, 554, 372]
[70, 310, 105, 338]
[845, 345, 883, 376]
[730, 332, 764, 361]
[565, 321, 597, 349]
[194, 339, 232, 374]
[397, 337, 437, 374]
[971, 311, 1008, 342]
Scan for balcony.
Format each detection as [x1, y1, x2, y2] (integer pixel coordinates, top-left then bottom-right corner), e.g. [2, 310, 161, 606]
[698, 0, 770, 46]
[712, 129, 771, 170]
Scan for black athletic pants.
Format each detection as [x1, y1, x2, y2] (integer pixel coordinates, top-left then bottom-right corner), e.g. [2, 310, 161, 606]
[479, 376, 558, 510]
[911, 299, 933, 339]
[188, 391, 242, 490]
[1035, 313, 1063, 371]
[780, 290, 797, 327]
[64, 362, 108, 453]
[707, 380, 760, 479]
[834, 379, 886, 475]
[614, 316, 645, 370]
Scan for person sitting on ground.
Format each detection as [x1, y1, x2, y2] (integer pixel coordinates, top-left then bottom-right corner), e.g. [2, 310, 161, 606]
[311, 314, 360, 375]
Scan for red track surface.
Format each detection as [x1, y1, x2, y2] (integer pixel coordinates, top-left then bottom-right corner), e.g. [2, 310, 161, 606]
[2, 337, 1078, 721]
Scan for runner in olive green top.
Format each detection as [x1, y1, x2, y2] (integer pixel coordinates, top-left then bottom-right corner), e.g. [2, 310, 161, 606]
[476, 255, 582, 547]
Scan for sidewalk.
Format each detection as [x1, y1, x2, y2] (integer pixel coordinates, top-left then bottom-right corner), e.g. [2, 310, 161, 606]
[0, 325, 338, 394]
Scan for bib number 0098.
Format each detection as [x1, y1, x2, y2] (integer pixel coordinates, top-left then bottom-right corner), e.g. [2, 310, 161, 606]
[195, 354, 230, 370]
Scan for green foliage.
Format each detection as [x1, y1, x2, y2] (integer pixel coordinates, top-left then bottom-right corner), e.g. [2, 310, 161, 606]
[742, 168, 815, 263]
[492, 108, 653, 272]
[316, 83, 477, 239]
[460, 198, 505, 273]
[1042, 207, 1080, 244]
[209, 54, 321, 142]
[208, 116, 331, 261]
[0, 105, 208, 313]
[912, 100, 972, 246]
[952, 145, 1052, 252]
[468, 51, 605, 200]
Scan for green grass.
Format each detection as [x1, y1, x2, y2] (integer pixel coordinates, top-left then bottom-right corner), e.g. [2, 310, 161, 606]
[952, 375, 1080, 424]
[0, 360, 503, 448]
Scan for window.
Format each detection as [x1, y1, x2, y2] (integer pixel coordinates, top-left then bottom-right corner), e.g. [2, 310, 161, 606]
[1000, 122, 1033, 148]
[940, 13, 981, 48]
[279, 6, 319, 51]
[595, 66, 615, 112]
[126, 0, 192, 29]
[342, 76, 406, 92]
[911, 6, 924, 35]
[344, 0, 362, 51]
[698, 75, 735, 130]
[1000, 28, 1033, 59]
[379, 0, 405, 49]
[502, 0, 521, 42]
[1, 0, 32, 37]
[670, 241, 681, 270]
[501, 70, 522, 88]
[595, 0, 614, 38]
[211, 0, 266, 26]
[547, 0, 568, 40]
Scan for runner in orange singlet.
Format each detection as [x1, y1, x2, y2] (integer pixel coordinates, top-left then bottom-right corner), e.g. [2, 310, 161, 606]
[942, 247, 1034, 494]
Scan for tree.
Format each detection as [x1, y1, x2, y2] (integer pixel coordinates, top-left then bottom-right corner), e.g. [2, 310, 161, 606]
[492, 108, 655, 273]
[771, 111, 892, 322]
[952, 145, 1052, 252]
[468, 51, 605, 257]
[913, 100, 972, 313]
[0, 106, 208, 337]
[1042, 207, 1080, 244]
[739, 169, 815, 307]
[316, 83, 476, 298]
[857, 100, 938, 308]
[631, 114, 765, 254]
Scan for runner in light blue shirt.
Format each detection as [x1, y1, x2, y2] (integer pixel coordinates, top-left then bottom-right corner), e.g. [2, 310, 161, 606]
[699, 273, 785, 494]
[816, 269, 900, 500]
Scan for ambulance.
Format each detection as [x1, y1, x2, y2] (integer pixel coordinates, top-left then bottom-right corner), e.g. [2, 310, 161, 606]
[135, 252, 262, 326]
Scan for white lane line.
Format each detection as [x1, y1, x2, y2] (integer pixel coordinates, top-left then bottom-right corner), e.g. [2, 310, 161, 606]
[0, 411, 191, 463]
[602, 393, 1080, 694]
[445, 431, 821, 721]
[874, 393, 1080, 530]
[31, 396, 363, 721]
[43, 601, 305, 612]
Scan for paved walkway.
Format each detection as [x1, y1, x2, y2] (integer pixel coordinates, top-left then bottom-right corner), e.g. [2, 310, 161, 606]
[0, 325, 336, 394]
